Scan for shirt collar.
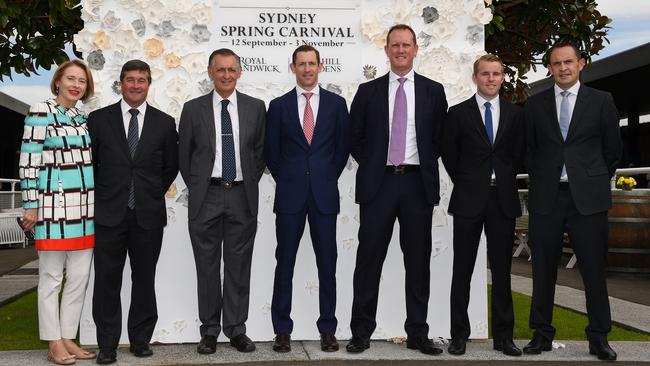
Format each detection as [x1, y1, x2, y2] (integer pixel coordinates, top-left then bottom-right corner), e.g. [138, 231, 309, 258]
[389, 69, 415, 83]
[213, 90, 237, 108]
[296, 84, 320, 97]
[475, 93, 499, 107]
[121, 99, 147, 116]
[554, 81, 581, 97]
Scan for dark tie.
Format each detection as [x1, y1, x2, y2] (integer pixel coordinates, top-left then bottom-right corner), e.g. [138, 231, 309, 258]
[127, 108, 139, 209]
[389, 77, 407, 166]
[484, 101, 494, 145]
[221, 99, 236, 183]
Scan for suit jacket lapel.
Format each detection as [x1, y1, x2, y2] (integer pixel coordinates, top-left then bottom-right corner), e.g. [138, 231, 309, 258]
[566, 85, 588, 141]
[493, 99, 509, 147]
[109, 101, 132, 161]
[288, 88, 309, 148]
[202, 92, 217, 156]
[544, 88, 564, 142]
[311, 86, 327, 147]
[378, 74, 390, 138]
[468, 97, 491, 147]
[236, 91, 248, 157]
[134, 105, 155, 159]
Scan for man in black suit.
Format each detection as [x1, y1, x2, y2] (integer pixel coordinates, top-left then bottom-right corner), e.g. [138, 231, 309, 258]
[523, 42, 621, 361]
[347, 24, 448, 355]
[178, 48, 266, 355]
[89, 60, 179, 364]
[441, 54, 523, 357]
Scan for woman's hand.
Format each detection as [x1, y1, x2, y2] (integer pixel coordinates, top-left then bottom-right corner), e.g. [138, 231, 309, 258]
[21, 208, 38, 230]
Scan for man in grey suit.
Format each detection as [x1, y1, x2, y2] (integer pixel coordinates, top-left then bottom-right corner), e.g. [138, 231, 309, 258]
[178, 48, 266, 354]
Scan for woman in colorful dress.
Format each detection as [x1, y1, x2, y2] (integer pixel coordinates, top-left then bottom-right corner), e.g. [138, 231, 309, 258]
[19, 60, 96, 365]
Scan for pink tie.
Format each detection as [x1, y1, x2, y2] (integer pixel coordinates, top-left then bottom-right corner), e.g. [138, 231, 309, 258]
[303, 92, 314, 145]
[389, 78, 407, 166]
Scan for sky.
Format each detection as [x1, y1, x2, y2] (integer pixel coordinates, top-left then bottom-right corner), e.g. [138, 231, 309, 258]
[1, 0, 649, 87]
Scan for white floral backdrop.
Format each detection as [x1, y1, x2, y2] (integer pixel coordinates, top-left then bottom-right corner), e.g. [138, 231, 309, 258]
[78, 0, 494, 344]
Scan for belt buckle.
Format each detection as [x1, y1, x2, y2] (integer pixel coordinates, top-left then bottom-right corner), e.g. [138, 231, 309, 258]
[223, 181, 233, 189]
[393, 165, 405, 175]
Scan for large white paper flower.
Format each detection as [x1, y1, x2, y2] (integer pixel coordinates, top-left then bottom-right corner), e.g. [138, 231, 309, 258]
[73, 29, 95, 53]
[421, 17, 457, 45]
[417, 46, 460, 81]
[360, 12, 388, 47]
[470, 2, 494, 24]
[433, 0, 465, 21]
[181, 53, 208, 75]
[166, 76, 192, 104]
[112, 29, 140, 53]
[190, 2, 212, 25]
[80, 6, 100, 23]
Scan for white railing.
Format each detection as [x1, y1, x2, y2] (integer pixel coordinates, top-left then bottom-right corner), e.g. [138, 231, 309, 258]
[0, 178, 21, 211]
[0, 178, 26, 247]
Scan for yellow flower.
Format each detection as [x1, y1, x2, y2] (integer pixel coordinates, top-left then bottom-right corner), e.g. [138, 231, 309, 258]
[93, 30, 111, 49]
[165, 52, 181, 68]
[143, 38, 164, 59]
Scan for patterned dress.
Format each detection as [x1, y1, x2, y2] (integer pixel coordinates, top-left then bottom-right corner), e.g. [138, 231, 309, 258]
[19, 99, 95, 250]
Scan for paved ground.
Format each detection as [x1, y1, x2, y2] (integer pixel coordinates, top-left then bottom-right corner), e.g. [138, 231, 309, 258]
[1, 340, 649, 366]
[2, 246, 650, 365]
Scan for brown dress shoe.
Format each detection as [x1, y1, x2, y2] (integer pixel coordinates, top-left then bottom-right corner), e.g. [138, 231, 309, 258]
[273, 333, 291, 353]
[320, 333, 339, 352]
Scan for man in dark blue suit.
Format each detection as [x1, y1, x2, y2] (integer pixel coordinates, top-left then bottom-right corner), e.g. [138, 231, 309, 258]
[265, 45, 350, 353]
[347, 24, 447, 355]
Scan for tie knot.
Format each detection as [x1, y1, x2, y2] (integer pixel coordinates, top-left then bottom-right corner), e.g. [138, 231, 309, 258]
[484, 101, 492, 109]
[303, 92, 313, 101]
[398, 77, 406, 85]
[221, 99, 230, 107]
[129, 108, 138, 117]
[561, 90, 570, 98]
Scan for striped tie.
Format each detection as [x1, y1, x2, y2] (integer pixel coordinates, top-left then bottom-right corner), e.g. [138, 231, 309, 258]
[127, 108, 139, 209]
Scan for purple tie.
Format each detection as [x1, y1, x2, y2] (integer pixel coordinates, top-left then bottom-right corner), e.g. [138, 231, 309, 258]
[389, 77, 407, 166]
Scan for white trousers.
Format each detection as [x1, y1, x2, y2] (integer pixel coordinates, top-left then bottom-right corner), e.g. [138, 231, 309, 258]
[38, 248, 93, 341]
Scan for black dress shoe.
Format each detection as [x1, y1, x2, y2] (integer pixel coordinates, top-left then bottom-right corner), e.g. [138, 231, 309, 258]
[494, 339, 522, 356]
[406, 336, 443, 355]
[96, 349, 116, 364]
[447, 338, 466, 355]
[230, 334, 256, 352]
[589, 340, 617, 361]
[273, 333, 291, 353]
[320, 333, 339, 352]
[345, 336, 370, 353]
[129, 343, 153, 357]
[197, 335, 217, 354]
[523, 334, 552, 354]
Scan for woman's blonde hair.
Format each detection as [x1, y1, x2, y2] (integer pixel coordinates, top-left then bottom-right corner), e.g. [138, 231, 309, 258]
[50, 60, 95, 102]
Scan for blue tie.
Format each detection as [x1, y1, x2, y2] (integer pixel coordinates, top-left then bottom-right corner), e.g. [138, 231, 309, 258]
[484, 101, 494, 145]
[221, 100, 236, 183]
[559, 91, 571, 140]
[127, 109, 139, 209]
[559, 91, 571, 178]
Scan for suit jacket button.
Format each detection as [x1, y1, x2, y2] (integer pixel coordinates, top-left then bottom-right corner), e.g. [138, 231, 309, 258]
[306, 171, 310, 175]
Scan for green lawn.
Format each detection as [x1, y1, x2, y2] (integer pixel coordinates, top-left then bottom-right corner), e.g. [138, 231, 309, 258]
[488, 286, 650, 341]
[1, 287, 649, 350]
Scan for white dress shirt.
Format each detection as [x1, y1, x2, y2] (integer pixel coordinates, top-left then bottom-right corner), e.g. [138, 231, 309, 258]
[554, 81, 580, 181]
[475, 93, 500, 180]
[387, 69, 419, 165]
[211, 91, 243, 181]
[296, 84, 320, 127]
[121, 99, 146, 138]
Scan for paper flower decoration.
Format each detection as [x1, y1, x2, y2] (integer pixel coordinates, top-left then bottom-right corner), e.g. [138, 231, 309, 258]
[93, 30, 111, 49]
[143, 38, 164, 58]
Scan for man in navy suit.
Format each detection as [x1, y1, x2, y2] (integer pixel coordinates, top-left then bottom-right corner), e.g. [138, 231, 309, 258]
[265, 45, 350, 353]
[347, 24, 447, 355]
